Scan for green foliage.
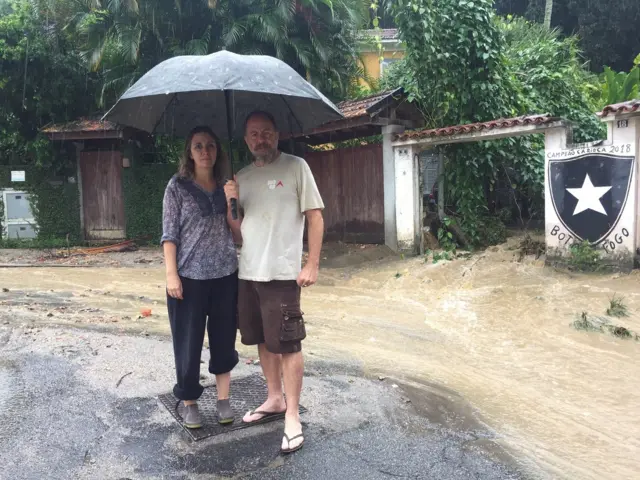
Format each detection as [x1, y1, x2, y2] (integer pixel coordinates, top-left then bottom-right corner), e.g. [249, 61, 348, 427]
[495, 0, 640, 74]
[606, 295, 629, 318]
[598, 56, 640, 108]
[431, 251, 452, 263]
[388, 0, 514, 127]
[387, 4, 604, 246]
[65, 0, 370, 104]
[122, 162, 175, 244]
[500, 17, 604, 143]
[476, 215, 507, 247]
[573, 312, 605, 333]
[0, 0, 99, 166]
[0, 236, 75, 249]
[437, 216, 456, 253]
[568, 240, 601, 272]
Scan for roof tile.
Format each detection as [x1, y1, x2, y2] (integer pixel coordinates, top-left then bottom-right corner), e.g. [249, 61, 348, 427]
[395, 114, 560, 141]
[42, 118, 120, 134]
[598, 99, 640, 118]
[336, 89, 401, 119]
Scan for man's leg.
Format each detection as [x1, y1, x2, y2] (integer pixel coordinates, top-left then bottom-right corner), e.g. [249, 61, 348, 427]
[281, 351, 304, 450]
[255, 280, 306, 450]
[241, 344, 286, 422]
[239, 280, 286, 422]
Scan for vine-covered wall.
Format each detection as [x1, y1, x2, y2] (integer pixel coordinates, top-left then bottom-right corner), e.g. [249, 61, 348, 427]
[0, 166, 81, 245]
[123, 161, 176, 244]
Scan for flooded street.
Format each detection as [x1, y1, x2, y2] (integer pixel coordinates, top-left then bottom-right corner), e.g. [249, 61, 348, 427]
[1, 238, 639, 479]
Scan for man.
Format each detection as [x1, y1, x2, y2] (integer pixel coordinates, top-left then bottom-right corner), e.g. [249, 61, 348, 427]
[224, 111, 324, 454]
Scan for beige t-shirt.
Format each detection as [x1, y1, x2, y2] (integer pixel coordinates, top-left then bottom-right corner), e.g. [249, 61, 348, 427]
[237, 152, 324, 281]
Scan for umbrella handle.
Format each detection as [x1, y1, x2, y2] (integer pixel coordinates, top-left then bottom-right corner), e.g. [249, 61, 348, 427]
[230, 198, 238, 220]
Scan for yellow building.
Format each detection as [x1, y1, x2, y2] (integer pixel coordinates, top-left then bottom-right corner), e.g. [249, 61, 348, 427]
[357, 29, 405, 87]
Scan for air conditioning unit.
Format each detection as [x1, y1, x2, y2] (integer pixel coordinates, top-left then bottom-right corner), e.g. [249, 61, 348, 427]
[1, 189, 38, 240]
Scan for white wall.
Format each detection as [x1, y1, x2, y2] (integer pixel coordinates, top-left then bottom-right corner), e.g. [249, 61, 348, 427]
[544, 117, 639, 268]
[393, 145, 422, 253]
[382, 125, 405, 251]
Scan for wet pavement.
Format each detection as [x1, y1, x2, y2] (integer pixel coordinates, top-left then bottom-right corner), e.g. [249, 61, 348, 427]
[0, 325, 531, 480]
[3, 239, 638, 479]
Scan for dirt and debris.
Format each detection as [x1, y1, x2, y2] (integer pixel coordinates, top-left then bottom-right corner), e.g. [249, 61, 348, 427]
[516, 233, 545, 261]
[573, 312, 638, 340]
[0, 245, 164, 268]
[1, 237, 639, 480]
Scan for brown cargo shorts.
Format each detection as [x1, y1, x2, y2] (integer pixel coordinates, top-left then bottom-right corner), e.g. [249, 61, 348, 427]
[238, 279, 306, 354]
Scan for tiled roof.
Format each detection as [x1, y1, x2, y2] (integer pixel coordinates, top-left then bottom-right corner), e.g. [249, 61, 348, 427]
[42, 118, 120, 134]
[598, 99, 640, 118]
[358, 29, 400, 41]
[395, 114, 561, 141]
[336, 89, 403, 119]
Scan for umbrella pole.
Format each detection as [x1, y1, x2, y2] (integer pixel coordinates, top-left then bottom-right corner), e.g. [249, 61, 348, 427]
[225, 90, 238, 220]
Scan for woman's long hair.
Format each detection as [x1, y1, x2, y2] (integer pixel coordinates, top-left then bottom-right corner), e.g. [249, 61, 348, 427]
[178, 126, 225, 183]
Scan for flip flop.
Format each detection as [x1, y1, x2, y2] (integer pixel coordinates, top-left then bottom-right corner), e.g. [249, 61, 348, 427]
[242, 409, 286, 425]
[281, 433, 304, 454]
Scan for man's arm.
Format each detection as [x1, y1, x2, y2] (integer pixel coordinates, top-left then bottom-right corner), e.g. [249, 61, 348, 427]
[297, 208, 324, 287]
[305, 209, 324, 267]
[226, 207, 243, 244]
[224, 177, 243, 244]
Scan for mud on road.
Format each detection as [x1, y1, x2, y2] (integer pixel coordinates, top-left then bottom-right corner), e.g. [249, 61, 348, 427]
[1, 238, 639, 479]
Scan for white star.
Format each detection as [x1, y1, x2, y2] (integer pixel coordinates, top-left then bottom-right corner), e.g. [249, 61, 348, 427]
[566, 174, 612, 216]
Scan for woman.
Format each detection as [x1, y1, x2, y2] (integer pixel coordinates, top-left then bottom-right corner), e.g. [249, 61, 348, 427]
[161, 126, 241, 428]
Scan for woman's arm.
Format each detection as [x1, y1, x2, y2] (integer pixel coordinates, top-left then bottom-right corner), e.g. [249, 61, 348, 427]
[161, 181, 183, 299]
[163, 242, 183, 299]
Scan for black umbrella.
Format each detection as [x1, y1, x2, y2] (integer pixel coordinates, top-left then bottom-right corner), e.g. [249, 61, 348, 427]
[102, 50, 344, 217]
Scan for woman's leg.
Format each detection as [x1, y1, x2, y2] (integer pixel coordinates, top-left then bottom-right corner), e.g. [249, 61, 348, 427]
[207, 271, 239, 422]
[167, 276, 208, 404]
[207, 271, 239, 384]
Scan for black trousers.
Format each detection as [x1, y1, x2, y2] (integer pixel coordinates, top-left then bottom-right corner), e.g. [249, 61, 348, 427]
[167, 271, 239, 401]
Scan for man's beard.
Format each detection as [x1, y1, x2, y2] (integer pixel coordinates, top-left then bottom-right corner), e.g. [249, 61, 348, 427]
[253, 146, 278, 164]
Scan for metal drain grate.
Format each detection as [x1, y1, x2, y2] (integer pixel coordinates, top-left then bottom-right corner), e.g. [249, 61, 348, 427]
[158, 373, 307, 441]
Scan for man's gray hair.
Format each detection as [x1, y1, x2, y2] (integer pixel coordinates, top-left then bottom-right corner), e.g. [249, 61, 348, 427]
[244, 110, 278, 133]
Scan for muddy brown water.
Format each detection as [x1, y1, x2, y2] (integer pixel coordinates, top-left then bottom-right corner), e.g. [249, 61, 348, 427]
[1, 239, 639, 479]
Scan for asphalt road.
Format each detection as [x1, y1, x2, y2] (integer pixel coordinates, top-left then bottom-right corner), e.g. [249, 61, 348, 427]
[0, 325, 535, 480]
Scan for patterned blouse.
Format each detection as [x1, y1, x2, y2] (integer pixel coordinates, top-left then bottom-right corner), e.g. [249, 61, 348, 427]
[161, 175, 238, 280]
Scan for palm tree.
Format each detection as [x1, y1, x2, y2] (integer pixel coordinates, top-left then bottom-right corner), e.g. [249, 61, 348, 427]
[66, 0, 216, 105]
[66, 0, 369, 105]
[544, 0, 553, 28]
[212, 0, 370, 100]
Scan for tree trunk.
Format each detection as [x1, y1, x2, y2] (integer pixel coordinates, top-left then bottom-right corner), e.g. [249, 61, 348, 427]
[544, 0, 553, 28]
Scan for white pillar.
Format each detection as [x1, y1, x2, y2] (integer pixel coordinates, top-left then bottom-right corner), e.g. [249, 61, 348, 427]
[393, 144, 421, 254]
[544, 117, 639, 270]
[382, 125, 404, 251]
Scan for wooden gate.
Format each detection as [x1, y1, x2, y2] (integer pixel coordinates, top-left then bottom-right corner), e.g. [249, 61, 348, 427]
[305, 143, 384, 243]
[79, 150, 125, 241]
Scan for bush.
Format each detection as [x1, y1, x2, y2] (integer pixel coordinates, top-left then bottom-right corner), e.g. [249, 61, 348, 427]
[123, 163, 176, 244]
[476, 216, 507, 247]
[568, 240, 601, 271]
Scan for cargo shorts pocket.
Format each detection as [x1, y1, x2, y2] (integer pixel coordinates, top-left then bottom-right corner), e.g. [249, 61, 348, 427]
[280, 304, 307, 343]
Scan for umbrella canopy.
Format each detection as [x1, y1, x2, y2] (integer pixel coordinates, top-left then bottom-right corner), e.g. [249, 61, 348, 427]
[102, 50, 344, 139]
